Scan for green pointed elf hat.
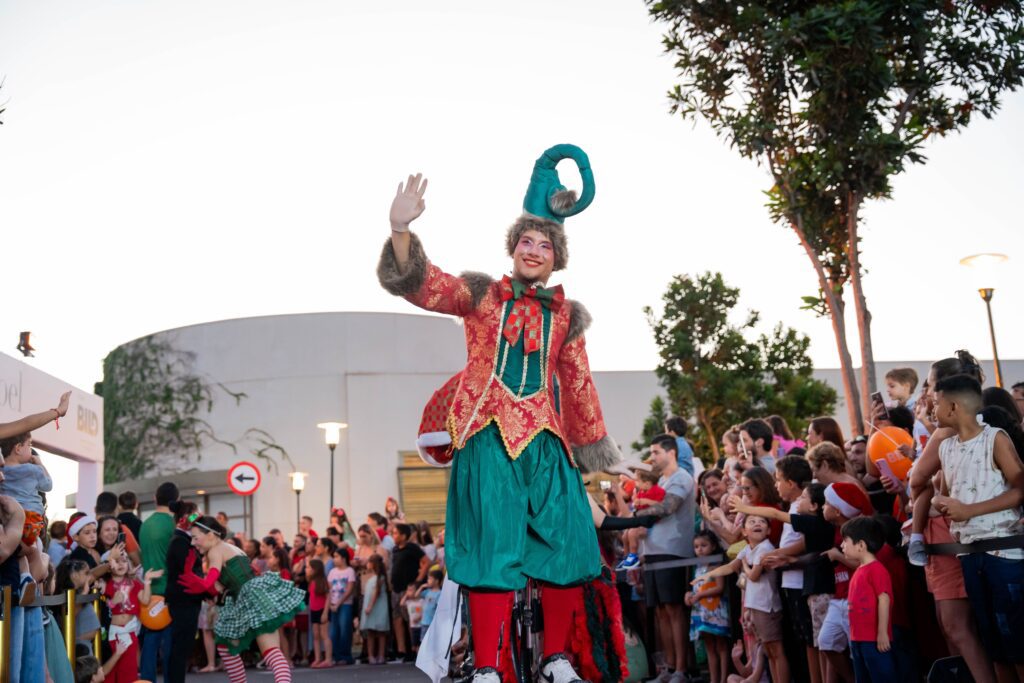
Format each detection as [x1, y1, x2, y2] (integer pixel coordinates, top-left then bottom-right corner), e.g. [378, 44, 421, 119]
[522, 144, 595, 224]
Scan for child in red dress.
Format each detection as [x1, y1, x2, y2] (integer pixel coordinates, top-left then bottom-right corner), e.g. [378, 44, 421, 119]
[104, 552, 161, 683]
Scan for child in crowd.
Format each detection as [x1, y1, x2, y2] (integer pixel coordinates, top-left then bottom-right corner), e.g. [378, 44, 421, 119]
[617, 468, 665, 570]
[267, 547, 297, 664]
[885, 368, 919, 408]
[73, 643, 132, 683]
[55, 559, 101, 654]
[361, 554, 390, 665]
[686, 530, 730, 683]
[403, 584, 424, 651]
[841, 517, 895, 682]
[417, 569, 444, 640]
[726, 639, 768, 683]
[47, 520, 69, 567]
[819, 482, 875, 683]
[766, 455, 819, 683]
[306, 558, 333, 668]
[695, 515, 788, 683]
[0, 432, 53, 546]
[103, 554, 160, 683]
[328, 548, 356, 665]
[931, 374, 1024, 679]
[732, 481, 837, 671]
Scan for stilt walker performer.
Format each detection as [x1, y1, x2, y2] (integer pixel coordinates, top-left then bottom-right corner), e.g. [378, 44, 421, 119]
[378, 144, 636, 683]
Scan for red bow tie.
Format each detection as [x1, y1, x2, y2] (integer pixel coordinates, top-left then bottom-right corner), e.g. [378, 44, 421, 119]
[499, 276, 564, 354]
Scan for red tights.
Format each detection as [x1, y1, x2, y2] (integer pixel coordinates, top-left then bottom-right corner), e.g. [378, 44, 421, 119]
[468, 585, 581, 669]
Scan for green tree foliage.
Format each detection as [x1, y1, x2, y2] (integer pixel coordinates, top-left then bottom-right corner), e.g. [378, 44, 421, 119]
[632, 395, 669, 452]
[642, 272, 836, 461]
[646, 0, 1024, 431]
[95, 336, 290, 483]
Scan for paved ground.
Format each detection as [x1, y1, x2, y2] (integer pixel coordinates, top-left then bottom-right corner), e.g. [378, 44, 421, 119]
[184, 662, 437, 682]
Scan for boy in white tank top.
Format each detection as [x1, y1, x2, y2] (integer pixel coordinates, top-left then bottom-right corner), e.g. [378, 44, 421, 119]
[931, 374, 1024, 678]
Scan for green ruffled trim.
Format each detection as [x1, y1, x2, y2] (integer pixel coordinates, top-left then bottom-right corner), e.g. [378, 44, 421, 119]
[214, 601, 307, 655]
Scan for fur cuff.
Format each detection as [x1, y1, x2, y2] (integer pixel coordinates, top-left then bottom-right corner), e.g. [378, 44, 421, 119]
[377, 232, 428, 297]
[573, 434, 621, 474]
[566, 300, 592, 344]
[460, 271, 494, 309]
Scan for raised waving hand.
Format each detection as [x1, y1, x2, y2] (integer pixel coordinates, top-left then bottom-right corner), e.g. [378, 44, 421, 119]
[389, 173, 428, 232]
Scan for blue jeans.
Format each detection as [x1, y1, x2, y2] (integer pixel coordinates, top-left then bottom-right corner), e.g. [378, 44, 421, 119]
[959, 552, 1024, 664]
[330, 604, 354, 663]
[851, 641, 897, 683]
[140, 626, 173, 683]
[8, 604, 45, 683]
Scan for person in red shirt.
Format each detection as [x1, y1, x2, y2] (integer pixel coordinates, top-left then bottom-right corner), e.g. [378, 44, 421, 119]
[105, 552, 161, 683]
[841, 516, 896, 683]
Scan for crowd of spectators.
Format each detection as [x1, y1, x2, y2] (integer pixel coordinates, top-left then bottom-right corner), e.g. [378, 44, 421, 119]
[596, 355, 1024, 683]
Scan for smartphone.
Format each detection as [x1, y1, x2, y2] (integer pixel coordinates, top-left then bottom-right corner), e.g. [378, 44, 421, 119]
[870, 391, 889, 420]
[877, 458, 898, 482]
[116, 532, 126, 545]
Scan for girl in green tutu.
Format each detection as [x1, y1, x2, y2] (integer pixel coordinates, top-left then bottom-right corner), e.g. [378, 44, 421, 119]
[179, 515, 305, 683]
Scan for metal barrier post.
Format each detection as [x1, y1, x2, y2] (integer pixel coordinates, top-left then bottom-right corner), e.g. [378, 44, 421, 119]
[65, 589, 76, 674]
[0, 585, 12, 683]
[92, 593, 101, 662]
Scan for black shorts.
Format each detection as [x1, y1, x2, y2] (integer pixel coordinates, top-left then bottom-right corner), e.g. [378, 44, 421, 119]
[310, 608, 324, 624]
[781, 587, 814, 646]
[643, 554, 689, 607]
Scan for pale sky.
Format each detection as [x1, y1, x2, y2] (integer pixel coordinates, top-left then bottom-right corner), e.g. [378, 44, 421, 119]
[2, 0, 1022, 400]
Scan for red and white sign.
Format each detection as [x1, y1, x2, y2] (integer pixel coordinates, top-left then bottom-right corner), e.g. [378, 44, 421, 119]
[227, 461, 261, 496]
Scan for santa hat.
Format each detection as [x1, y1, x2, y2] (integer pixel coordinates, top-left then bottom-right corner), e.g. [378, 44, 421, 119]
[416, 373, 463, 467]
[824, 482, 873, 519]
[68, 513, 96, 539]
[67, 513, 97, 551]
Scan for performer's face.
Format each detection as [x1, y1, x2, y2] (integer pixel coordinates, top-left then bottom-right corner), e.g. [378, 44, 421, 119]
[512, 229, 555, 284]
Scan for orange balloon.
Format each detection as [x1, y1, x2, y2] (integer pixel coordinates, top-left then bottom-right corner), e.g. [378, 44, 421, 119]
[139, 595, 172, 631]
[867, 427, 914, 480]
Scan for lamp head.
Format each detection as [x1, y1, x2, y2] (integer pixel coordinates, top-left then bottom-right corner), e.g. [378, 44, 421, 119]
[960, 253, 1009, 295]
[317, 421, 348, 447]
[289, 471, 307, 492]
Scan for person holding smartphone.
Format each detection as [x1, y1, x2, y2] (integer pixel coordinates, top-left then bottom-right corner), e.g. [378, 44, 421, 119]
[98, 516, 140, 566]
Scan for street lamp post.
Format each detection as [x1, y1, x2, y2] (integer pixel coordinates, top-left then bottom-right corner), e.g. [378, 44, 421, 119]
[289, 471, 307, 533]
[317, 421, 348, 512]
[960, 253, 1009, 388]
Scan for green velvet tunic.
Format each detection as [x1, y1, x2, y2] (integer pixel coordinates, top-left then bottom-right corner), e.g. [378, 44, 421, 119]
[445, 301, 600, 591]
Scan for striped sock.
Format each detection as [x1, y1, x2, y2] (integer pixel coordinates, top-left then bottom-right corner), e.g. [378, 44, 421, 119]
[263, 647, 292, 683]
[217, 645, 247, 683]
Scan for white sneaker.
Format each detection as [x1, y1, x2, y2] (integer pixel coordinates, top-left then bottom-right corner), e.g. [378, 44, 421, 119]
[470, 667, 501, 683]
[540, 654, 585, 683]
[645, 670, 671, 683]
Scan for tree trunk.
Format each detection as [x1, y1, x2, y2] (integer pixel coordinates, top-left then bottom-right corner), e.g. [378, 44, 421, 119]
[791, 225, 865, 434]
[698, 405, 719, 464]
[846, 192, 877, 420]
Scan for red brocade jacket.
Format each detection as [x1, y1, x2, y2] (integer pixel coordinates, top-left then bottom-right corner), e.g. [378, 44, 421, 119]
[378, 233, 619, 472]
